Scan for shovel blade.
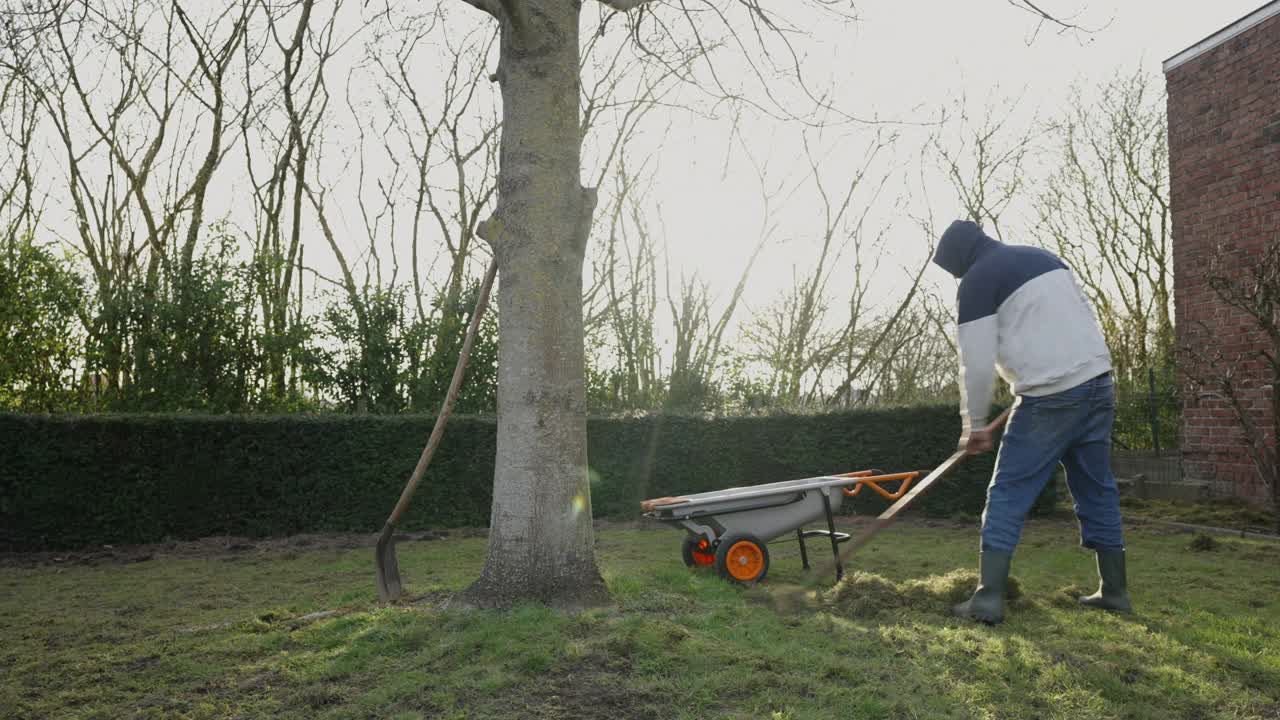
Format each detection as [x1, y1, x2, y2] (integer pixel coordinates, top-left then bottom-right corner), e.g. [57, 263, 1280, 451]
[375, 526, 403, 603]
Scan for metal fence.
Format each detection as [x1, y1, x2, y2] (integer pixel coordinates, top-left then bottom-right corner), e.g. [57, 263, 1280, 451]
[1111, 449, 1183, 485]
[1112, 368, 1180, 452]
[1107, 368, 1188, 494]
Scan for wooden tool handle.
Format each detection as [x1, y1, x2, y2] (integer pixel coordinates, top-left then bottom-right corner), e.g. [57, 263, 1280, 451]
[828, 407, 1013, 568]
[384, 258, 498, 527]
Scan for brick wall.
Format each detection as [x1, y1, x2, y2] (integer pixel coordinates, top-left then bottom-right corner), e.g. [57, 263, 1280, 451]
[1166, 9, 1280, 500]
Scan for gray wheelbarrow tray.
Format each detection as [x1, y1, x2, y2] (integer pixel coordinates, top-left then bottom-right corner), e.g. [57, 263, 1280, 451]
[642, 469, 917, 583]
[642, 409, 1012, 585]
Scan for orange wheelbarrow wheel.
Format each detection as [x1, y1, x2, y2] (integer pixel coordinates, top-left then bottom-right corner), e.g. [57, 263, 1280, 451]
[681, 537, 716, 568]
[714, 533, 769, 584]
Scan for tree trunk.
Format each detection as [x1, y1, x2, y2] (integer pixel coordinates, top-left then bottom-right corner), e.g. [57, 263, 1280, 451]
[460, 0, 608, 609]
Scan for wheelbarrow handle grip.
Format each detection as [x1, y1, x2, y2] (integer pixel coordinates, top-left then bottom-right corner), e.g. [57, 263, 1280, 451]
[842, 471, 921, 500]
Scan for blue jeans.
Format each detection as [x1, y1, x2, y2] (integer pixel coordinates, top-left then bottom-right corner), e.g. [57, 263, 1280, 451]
[980, 373, 1125, 553]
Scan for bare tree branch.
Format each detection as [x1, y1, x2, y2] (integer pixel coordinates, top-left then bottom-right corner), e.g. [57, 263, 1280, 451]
[1006, 0, 1109, 43]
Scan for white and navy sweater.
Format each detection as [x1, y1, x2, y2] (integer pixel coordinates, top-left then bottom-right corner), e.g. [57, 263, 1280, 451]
[933, 222, 1112, 431]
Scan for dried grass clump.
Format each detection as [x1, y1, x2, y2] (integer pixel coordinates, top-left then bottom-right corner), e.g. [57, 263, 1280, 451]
[1048, 583, 1092, 608]
[824, 569, 1022, 617]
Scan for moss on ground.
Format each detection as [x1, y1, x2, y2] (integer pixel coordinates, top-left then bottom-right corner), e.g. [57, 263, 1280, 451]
[1, 519, 1278, 719]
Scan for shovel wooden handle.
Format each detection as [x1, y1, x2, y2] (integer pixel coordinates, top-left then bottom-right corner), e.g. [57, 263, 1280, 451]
[829, 408, 1013, 567]
[384, 258, 498, 528]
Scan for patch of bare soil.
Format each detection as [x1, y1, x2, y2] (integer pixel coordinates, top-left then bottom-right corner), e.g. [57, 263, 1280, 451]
[0, 529, 484, 569]
[471, 654, 662, 720]
[1187, 533, 1220, 552]
[411, 590, 456, 610]
[184, 668, 290, 705]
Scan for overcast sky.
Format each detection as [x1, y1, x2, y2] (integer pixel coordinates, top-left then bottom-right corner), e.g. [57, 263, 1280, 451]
[644, 0, 1266, 321]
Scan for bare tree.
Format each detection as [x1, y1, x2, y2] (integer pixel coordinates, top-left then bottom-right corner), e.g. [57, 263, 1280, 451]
[372, 16, 501, 410]
[365, 11, 499, 328]
[49, 2, 248, 284]
[0, 76, 42, 244]
[665, 245, 764, 411]
[871, 293, 959, 405]
[933, 93, 1039, 243]
[740, 128, 931, 409]
[0, 66, 84, 411]
[582, 126, 768, 412]
[585, 157, 664, 409]
[585, 147, 759, 413]
[241, 0, 352, 400]
[1035, 71, 1172, 386]
[577, 20, 711, 410]
[3, 1, 252, 399]
[827, 145, 951, 409]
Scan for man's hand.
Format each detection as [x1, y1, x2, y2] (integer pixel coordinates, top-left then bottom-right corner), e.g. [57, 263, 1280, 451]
[958, 409, 1012, 455]
[962, 428, 995, 455]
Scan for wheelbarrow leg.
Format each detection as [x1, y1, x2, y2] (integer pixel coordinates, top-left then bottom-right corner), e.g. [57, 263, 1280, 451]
[820, 489, 843, 582]
[797, 528, 810, 570]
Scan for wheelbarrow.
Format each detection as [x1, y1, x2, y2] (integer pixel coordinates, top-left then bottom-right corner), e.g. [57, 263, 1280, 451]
[641, 410, 1011, 585]
[640, 469, 919, 584]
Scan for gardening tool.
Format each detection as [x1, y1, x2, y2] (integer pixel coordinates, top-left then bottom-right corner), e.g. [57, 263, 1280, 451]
[641, 408, 1010, 585]
[375, 258, 498, 603]
[825, 408, 1012, 571]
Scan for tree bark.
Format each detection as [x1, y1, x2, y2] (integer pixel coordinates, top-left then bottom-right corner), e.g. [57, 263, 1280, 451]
[460, 0, 608, 609]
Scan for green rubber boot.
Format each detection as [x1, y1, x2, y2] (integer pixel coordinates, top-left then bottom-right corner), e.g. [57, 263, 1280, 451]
[1080, 549, 1132, 613]
[953, 550, 1012, 625]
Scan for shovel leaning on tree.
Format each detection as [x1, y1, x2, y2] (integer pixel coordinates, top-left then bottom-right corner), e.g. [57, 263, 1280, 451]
[375, 258, 498, 603]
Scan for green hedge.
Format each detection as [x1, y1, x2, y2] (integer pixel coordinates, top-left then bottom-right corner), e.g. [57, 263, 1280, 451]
[0, 407, 1055, 550]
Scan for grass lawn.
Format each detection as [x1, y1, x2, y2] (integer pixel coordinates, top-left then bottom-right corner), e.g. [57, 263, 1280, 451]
[2, 517, 1278, 720]
[1121, 496, 1278, 532]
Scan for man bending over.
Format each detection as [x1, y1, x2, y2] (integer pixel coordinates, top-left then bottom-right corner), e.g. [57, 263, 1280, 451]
[932, 219, 1132, 625]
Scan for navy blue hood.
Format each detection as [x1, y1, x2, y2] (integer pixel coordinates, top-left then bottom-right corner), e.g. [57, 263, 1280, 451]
[932, 220, 999, 278]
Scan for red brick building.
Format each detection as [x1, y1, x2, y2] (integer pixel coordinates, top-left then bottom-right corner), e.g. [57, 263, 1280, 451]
[1165, 1, 1280, 500]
